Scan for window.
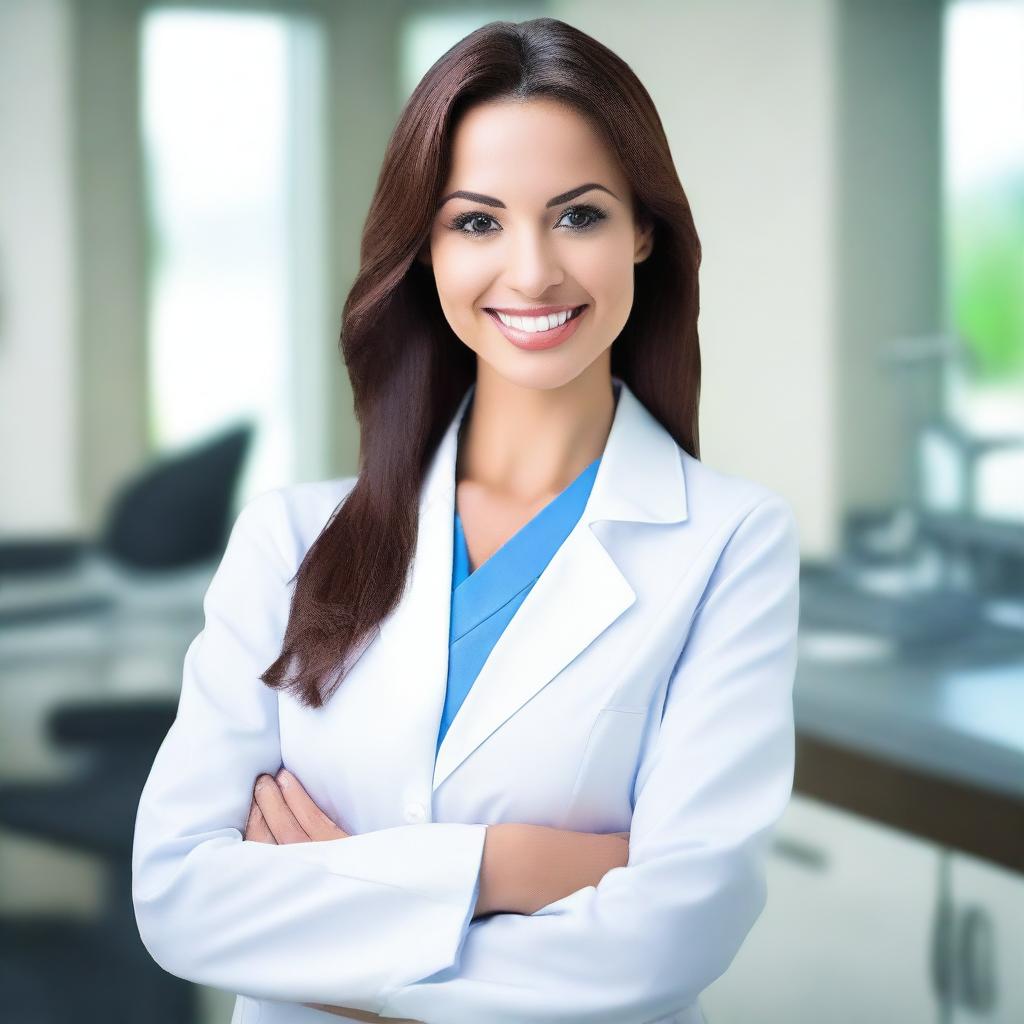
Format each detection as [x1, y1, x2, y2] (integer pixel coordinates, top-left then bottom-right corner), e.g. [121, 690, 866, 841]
[941, 0, 1024, 522]
[140, 7, 329, 501]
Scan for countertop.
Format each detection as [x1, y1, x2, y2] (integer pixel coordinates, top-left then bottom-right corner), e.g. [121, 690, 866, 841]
[791, 562, 1024, 870]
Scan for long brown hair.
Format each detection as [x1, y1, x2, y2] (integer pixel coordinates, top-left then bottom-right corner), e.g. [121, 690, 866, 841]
[260, 16, 702, 709]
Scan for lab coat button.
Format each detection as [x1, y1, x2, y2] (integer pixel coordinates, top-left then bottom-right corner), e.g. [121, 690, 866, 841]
[403, 801, 427, 823]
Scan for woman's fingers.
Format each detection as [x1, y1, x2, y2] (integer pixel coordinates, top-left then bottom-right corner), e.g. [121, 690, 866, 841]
[275, 768, 349, 841]
[253, 775, 310, 844]
[302, 1004, 423, 1023]
[244, 796, 277, 843]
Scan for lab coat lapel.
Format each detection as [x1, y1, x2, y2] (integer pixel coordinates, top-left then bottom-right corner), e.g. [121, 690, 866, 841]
[359, 385, 476, 789]
[431, 376, 689, 792]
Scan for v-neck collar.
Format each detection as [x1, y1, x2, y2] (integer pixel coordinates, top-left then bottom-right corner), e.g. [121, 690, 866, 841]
[360, 373, 688, 794]
[450, 453, 601, 643]
[454, 450, 603, 576]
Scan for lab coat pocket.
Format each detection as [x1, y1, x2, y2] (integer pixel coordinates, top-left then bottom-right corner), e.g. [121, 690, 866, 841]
[563, 705, 649, 834]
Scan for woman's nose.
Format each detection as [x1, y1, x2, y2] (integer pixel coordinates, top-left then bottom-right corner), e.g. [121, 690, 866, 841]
[502, 229, 565, 295]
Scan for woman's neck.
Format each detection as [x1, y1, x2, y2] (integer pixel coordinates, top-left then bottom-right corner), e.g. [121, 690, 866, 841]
[455, 367, 616, 504]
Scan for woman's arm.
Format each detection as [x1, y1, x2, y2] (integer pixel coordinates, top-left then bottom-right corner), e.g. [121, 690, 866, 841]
[248, 773, 630, 920]
[249, 776, 630, 1021]
[478, 824, 631, 915]
[303, 827, 631, 1021]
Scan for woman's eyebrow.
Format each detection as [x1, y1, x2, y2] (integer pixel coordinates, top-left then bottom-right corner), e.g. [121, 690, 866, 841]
[436, 182, 619, 211]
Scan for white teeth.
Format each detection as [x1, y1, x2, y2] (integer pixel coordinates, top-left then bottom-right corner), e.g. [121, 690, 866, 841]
[496, 308, 576, 332]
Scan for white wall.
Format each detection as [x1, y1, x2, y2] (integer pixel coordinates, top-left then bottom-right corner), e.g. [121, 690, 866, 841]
[0, 0, 80, 534]
[553, 0, 839, 553]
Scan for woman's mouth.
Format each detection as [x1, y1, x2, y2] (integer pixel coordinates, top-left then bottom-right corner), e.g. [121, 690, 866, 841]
[484, 304, 588, 351]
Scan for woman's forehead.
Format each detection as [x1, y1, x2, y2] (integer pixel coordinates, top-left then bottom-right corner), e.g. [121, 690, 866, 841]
[444, 101, 624, 202]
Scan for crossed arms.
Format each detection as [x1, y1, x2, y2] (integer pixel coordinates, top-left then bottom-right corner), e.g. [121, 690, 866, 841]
[245, 769, 630, 1022]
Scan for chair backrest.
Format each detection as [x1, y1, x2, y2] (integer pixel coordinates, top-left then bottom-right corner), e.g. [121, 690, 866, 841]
[98, 422, 254, 570]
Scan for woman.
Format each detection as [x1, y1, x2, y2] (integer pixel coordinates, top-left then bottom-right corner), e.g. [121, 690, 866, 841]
[132, 17, 800, 1024]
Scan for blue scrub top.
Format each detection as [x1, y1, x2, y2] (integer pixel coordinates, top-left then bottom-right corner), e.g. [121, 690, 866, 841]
[435, 451, 602, 754]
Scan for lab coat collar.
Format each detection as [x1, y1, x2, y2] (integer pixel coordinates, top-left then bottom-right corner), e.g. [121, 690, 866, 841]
[422, 374, 689, 528]
[366, 375, 690, 793]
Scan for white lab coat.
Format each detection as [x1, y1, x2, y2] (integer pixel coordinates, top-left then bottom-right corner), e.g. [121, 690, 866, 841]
[131, 376, 801, 1024]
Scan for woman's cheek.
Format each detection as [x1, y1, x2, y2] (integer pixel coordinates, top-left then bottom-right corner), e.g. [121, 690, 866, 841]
[434, 255, 493, 338]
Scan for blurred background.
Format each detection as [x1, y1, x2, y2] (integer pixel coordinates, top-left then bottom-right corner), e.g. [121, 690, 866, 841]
[0, 0, 1021, 1021]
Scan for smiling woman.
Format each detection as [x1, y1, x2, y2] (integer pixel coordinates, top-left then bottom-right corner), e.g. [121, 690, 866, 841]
[254, 18, 701, 713]
[420, 104, 653, 379]
[132, 15, 798, 1024]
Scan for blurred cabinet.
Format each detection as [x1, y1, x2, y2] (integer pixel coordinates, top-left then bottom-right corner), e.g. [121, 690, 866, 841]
[948, 852, 1024, 1023]
[700, 794, 941, 1024]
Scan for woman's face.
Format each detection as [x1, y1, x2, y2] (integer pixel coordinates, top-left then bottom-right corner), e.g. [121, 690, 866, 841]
[420, 98, 653, 392]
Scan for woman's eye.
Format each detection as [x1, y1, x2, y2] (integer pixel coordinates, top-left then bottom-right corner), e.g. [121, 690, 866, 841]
[556, 204, 607, 231]
[453, 213, 497, 235]
[448, 203, 607, 237]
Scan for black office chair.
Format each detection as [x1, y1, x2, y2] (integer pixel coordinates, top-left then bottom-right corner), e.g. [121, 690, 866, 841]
[0, 421, 254, 579]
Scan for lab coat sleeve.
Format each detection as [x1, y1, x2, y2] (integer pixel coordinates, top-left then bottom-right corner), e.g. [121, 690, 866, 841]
[131, 488, 487, 1009]
[376, 493, 801, 1024]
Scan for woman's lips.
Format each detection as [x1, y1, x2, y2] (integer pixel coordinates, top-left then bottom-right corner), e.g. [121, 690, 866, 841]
[484, 305, 588, 351]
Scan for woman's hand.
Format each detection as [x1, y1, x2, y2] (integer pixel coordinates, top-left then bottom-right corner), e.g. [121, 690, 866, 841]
[477, 824, 631, 917]
[510, 825, 631, 915]
[244, 768, 350, 843]
[244, 772, 422, 1021]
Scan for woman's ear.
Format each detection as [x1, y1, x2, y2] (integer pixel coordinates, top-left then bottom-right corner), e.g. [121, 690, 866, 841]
[634, 217, 654, 264]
